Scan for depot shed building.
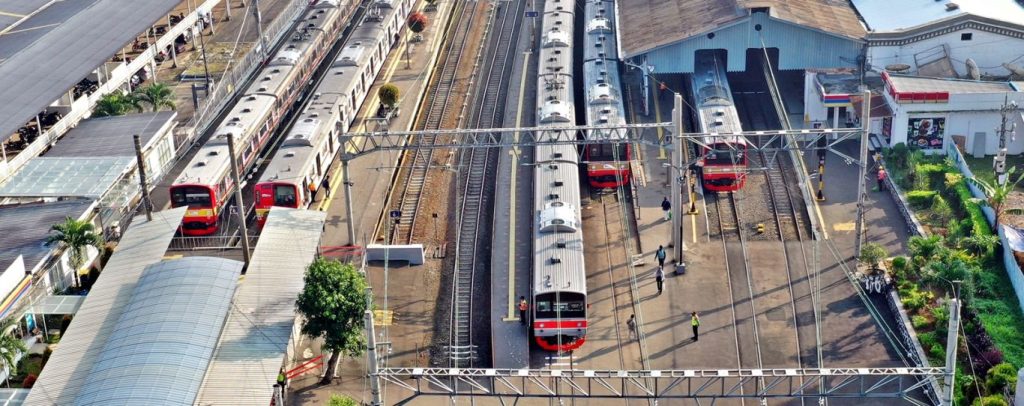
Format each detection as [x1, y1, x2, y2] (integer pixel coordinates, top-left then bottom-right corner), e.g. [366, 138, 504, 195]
[618, 0, 867, 75]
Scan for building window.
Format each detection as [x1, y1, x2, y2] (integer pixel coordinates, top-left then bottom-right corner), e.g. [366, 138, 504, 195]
[961, 33, 973, 41]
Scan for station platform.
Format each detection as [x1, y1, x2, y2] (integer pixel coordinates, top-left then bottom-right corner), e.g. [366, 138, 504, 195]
[488, 8, 535, 369]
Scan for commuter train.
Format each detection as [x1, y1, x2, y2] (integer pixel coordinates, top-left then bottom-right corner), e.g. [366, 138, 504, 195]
[531, 0, 587, 352]
[581, 0, 631, 189]
[691, 52, 748, 192]
[169, 0, 348, 235]
[254, 0, 413, 225]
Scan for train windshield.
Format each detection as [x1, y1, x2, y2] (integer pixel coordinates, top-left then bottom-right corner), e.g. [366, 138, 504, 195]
[273, 185, 298, 207]
[535, 292, 586, 319]
[705, 144, 745, 166]
[586, 143, 629, 162]
[170, 186, 212, 208]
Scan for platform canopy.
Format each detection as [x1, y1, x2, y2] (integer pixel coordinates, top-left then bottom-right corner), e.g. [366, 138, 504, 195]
[24, 295, 86, 316]
[0, 0, 180, 143]
[0, 157, 133, 198]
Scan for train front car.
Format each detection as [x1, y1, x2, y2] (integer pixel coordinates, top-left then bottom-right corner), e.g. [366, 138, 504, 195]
[582, 0, 630, 189]
[171, 94, 277, 235]
[254, 0, 411, 224]
[692, 54, 748, 192]
[532, 0, 587, 352]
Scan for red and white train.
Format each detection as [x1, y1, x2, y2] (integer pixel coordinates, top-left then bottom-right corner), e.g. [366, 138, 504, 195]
[581, 0, 631, 189]
[691, 52, 748, 192]
[531, 0, 587, 352]
[169, 0, 348, 235]
[254, 0, 412, 224]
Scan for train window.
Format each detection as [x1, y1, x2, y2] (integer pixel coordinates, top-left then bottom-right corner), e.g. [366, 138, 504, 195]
[535, 293, 585, 319]
[706, 144, 745, 165]
[170, 186, 212, 208]
[273, 185, 298, 207]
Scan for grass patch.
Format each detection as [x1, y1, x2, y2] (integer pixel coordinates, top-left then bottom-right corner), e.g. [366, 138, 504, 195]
[962, 154, 1024, 192]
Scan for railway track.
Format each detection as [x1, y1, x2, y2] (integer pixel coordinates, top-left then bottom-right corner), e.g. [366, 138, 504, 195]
[710, 191, 764, 403]
[390, 0, 479, 244]
[449, 0, 526, 367]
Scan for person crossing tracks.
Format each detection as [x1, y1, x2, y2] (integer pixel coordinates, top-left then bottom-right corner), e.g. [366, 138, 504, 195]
[655, 266, 665, 294]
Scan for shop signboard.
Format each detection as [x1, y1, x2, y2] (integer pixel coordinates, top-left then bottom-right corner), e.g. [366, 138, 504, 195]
[908, 117, 945, 150]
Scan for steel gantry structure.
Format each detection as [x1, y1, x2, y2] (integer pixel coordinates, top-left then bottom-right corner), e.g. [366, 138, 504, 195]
[374, 366, 945, 404]
[340, 95, 954, 405]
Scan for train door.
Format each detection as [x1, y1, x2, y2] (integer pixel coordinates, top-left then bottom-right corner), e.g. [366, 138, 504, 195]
[315, 154, 323, 177]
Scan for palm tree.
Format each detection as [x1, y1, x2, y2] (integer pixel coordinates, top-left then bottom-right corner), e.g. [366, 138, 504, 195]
[131, 83, 176, 112]
[0, 318, 28, 386]
[965, 167, 1024, 225]
[45, 217, 103, 288]
[92, 93, 134, 117]
[960, 234, 1001, 257]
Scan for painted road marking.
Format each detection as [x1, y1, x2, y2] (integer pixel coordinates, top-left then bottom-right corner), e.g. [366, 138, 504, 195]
[503, 50, 531, 322]
[832, 222, 855, 232]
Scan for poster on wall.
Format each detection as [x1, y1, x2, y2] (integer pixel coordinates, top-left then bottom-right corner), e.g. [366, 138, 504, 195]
[907, 117, 945, 150]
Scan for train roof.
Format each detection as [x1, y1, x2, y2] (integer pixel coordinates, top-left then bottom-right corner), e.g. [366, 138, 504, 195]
[583, 0, 618, 62]
[175, 94, 277, 186]
[258, 114, 330, 185]
[533, 142, 587, 297]
[692, 55, 744, 138]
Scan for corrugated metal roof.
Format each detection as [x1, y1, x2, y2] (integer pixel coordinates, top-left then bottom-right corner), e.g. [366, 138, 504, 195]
[195, 208, 326, 405]
[25, 208, 186, 406]
[0, 0, 180, 145]
[888, 74, 1015, 94]
[74, 256, 243, 406]
[0, 200, 95, 273]
[45, 112, 177, 158]
[0, 388, 29, 406]
[0, 157, 134, 198]
[618, 0, 866, 58]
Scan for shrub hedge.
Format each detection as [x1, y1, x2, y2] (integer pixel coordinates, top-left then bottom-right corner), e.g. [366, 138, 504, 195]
[907, 190, 937, 209]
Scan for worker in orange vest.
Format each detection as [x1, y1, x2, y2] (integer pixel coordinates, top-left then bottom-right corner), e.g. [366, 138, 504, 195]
[518, 296, 529, 326]
[877, 167, 887, 191]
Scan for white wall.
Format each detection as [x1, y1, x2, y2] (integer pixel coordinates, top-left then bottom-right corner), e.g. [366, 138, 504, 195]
[0, 256, 26, 304]
[885, 91, 1024, 155]
[869, 29, 1024, 77]
[804, 72, 829, 122]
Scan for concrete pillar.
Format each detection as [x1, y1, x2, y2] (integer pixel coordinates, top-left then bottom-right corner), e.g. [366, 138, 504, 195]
[224, 0, 232, 21]
[670, 94, 682, 261]
[941, 298, 960, 406]
[1015, 367, 1024, 406]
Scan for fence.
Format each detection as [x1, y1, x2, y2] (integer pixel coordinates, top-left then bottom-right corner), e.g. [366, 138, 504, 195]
[946, 144, 1024, 314]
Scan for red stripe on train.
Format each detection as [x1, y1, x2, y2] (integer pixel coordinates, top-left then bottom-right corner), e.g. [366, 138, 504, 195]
[533, 320, 588, 330]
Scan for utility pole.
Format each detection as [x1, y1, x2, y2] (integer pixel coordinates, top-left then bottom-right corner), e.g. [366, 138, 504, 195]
[671, 94, 683, 261]
[252, 0, 266, 57]
[994, 95, 1018, 186]
[941, 298, 960, 406]
[226, 134, 253, 267]
[198, 24, 212, 92]
[853, 90, 871, 258]
[342, 156, 357, 245]
[365, 285, 382, 406]
[132, 134, 153, 221]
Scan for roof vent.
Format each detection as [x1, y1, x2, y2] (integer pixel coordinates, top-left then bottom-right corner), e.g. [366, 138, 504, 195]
[242, 108, 252, 113]
[550, 257, 561, 264]
[554, 180, 564, 187]
[208, 150, 219, 156]
[259, 87, 268, 92]
[284, 152, 296, 157]
[548, 163, 558, 169]
[196, 161, 207, 167]
[945, 2, 959, 10]
[304, 118, 315, 123]
[556, 239, 567, 248]
[553, 152, 563, 158]
[549, 193, 560, 200]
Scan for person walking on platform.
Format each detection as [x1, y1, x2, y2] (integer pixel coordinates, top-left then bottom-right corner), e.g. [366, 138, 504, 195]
[655, 245, 667, 269]
[321, 175, 332, 196]
[277, 367, 287, 391]
[626, 314, 637, 339]
[877, 167, 887, 192]
[655, 266, 665, 294]
[518, 296, 529, 326]
[661, 197, 672, 221]
[691, 312, 700, 341]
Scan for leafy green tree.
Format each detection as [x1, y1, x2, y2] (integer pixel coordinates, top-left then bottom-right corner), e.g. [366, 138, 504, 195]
[328, 394, 359, 406]
[378, 83, 400, 110]
[296, 259, 369, 384]
[966, 167, 1024, 225]
[931, 195, 954, 225]
[45, 216, 103, 288]
[972, 394, 1008, 406]
[92, 93, 136, 117]
[131, 83, 177, 112]
[0, 318, 28, 382]
[859, 242, 888, 271]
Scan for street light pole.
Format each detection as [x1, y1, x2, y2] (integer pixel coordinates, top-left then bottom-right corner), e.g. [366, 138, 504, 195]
[226, 134, 253, 268]
[853, 90, 871, 258]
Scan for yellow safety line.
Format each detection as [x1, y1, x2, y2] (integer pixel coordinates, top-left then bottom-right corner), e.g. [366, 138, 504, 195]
[0, 10, 25, 18]
[502, 51, 531, 322]
[654, 85, 667, 160]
